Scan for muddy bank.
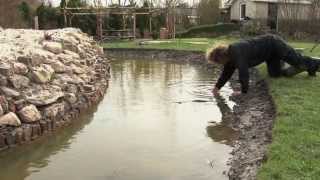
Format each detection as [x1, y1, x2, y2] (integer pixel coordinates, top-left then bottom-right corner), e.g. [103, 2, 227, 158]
[104, 48, 205, 64]
[227, 70, 276, 180]
[106, 48, 276, 180]
[0, 28, 110, 151]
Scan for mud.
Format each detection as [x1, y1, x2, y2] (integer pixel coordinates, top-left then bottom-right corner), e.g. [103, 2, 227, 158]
[227, 69, 276, 180]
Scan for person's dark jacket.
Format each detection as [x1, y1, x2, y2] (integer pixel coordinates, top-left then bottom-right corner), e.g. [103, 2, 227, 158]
[215, 34, 282, 93]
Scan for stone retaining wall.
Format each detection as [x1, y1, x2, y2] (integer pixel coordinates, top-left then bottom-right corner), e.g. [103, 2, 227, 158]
[0, 28, 110, 151]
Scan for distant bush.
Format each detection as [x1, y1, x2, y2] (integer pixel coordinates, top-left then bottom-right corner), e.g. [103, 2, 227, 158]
[240, 19, 269, 36]
[176, 23, 240, 38]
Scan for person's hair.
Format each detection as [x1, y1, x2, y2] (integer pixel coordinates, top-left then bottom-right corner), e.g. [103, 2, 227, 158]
[206, 44, 229, 64]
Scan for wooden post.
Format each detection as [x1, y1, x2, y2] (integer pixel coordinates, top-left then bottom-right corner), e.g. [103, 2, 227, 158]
[173, 7, 175, 39]
[122, 14, 125, 30]
[69, 14, 74, 27]
[34, 16, 39, 30]
[133, 13, 136, 39]
[96, 12, 103, 41]
[63, 10, 67, 27]
[149, 13, 152, 33]
[64, 0, 68, 27]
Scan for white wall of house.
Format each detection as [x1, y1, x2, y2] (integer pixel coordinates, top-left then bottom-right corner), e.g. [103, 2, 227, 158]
[230, 0, 244, 20]
[230, 0, 313, 21]
[230, 0, 260, 20]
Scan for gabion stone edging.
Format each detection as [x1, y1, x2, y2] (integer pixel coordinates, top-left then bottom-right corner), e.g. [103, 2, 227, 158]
[0, 28, 110, 151]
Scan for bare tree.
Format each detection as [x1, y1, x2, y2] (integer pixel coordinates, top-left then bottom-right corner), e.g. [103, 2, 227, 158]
[197, 0, 220, 25]
[278, 0, 320, 37]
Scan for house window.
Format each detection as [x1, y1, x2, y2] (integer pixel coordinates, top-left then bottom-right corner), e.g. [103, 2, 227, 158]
[240, 3, 246, 20]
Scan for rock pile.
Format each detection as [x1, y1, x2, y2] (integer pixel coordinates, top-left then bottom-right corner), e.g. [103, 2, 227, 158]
[0, 28, 110, 151]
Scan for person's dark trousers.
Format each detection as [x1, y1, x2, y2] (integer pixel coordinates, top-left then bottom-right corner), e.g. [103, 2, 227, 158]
[272, 36, 320, 76]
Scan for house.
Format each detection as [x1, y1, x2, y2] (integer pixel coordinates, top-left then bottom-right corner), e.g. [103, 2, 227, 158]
[222, 0, 315, 29]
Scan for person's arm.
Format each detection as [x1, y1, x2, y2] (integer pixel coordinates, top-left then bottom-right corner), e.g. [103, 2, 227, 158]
[237, 62, 249, 93]
[215, 62, 236, 91]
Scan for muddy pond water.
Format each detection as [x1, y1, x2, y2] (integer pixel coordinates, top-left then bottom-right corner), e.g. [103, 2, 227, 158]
[0, 59, 238, 180]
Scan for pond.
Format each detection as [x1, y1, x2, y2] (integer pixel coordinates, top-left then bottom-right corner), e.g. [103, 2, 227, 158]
[0, 59, 238, 180]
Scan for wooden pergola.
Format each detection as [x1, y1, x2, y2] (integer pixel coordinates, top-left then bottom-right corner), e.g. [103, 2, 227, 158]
[61, 4, 176, 41]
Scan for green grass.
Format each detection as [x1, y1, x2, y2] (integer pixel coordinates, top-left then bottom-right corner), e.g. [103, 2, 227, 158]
[103, 36, 320, 179]
[102, 36, 238, 51]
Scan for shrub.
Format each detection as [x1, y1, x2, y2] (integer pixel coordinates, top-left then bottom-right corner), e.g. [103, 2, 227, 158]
[176, 23, 240, 38]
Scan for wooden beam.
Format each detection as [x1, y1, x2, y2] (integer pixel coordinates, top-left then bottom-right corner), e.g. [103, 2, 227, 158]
[62, 7, 162, 10]
[149, 16, 152, 33]
[133, 14, 136, 40]
[68, 12, 151, 16]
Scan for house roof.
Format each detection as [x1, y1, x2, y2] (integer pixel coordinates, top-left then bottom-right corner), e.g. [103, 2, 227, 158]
[252, 0, 311, 4]
[224, 0, 311, 8]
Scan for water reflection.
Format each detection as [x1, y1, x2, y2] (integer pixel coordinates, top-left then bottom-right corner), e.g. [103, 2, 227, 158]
[0, 59, 238, 180]
[207, 94, 239, 146]
[0, 107, 98, 180]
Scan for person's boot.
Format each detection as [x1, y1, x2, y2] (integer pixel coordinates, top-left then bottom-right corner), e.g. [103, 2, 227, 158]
[307, 62, 319, 76]
[305, 57, 319, 76]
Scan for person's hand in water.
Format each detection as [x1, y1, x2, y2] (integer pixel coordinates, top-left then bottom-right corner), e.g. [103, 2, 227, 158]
[212, 87, 220, 96]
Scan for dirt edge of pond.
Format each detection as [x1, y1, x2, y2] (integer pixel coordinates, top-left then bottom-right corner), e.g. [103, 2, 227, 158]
[228, 69, 276, 180]
[104, 48, 276, 180]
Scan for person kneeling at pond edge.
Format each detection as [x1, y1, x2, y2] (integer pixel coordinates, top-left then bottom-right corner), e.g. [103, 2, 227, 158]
[207, 34, 320, 95]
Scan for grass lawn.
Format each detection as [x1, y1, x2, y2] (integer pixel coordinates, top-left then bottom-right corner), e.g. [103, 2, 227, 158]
[103, 37, 320, 179]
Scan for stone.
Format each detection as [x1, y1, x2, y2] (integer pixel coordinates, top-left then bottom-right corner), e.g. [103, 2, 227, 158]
[0, 86, 20, 97]
[83, 84, 95, 92]
[43, 102, 65, 118]
[0, 63, 13, 76]
[50, 61, 66, 73]
[31, 64, 54, 83]
[0, 112, 21, 126]
[0, 96, 9, 113]
[63, 50, 80, 59]
[31, 124, 41, 139]
[9, 74, 30, 89]
[15, 128, 24, 144]
[64, 93, 77, 104]
[5, 132, 16, 147]
[43, 41, 63, 54]
[13, 63, 28, 75]
[66, 84, 78, 94]
[0, 105, 3, 116]
[8, 100, 16, 112]
[14, 99, 26, 111]
[26, 89, 64, 106]
[57, 54, 74, 65]
[17, 56, 40, 66]
[23, 126, 32, 142]
[18, 105, 41, 123]
[39, 120, 48, 134]
[70, 64, 85, 74]
[31, 49, 55, 65]
[0, 75, 8, 86]
[0, 134, 7, 150]
[55, 74, 84, 84]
